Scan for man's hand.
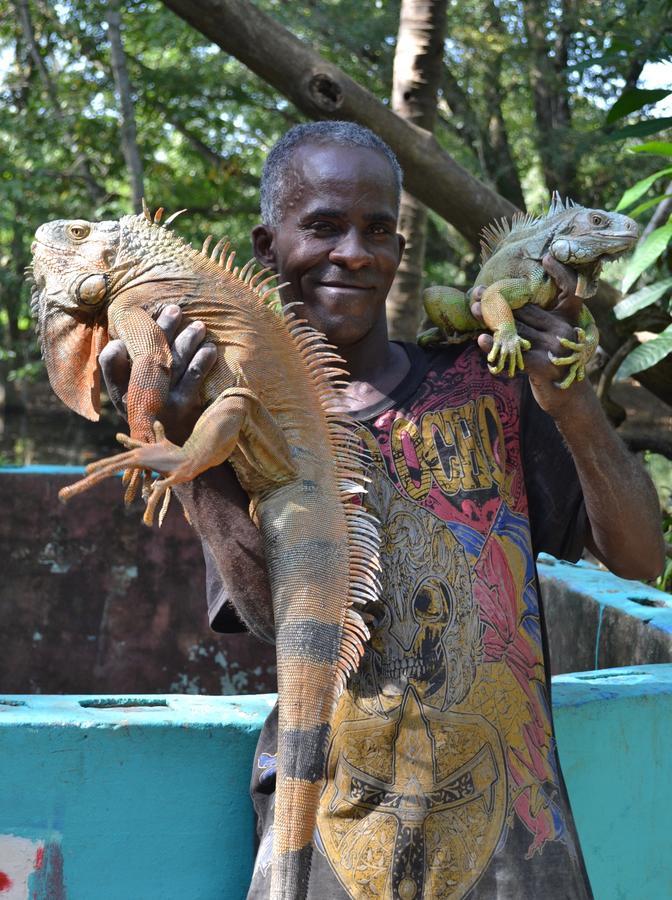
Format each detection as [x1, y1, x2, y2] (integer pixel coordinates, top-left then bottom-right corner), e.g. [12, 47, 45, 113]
[99, 304, 217, 444]
[471, 254, 591, 417]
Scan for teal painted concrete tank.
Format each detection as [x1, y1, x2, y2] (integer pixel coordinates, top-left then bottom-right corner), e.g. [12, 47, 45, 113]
[0, 694, 274, 899]
[2, 667, 672, 898]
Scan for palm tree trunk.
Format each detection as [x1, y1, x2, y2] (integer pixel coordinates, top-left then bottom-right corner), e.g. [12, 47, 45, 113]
[387, 0, 447, 341]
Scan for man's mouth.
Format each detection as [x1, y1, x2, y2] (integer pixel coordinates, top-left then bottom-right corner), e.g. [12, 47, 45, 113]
[317, 281, 374, 291]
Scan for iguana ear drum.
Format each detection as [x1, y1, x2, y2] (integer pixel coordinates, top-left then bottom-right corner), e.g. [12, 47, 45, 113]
[76, 273, 109, 307]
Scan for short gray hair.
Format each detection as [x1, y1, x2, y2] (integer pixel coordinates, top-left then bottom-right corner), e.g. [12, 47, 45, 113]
[260, 121, 403, 226]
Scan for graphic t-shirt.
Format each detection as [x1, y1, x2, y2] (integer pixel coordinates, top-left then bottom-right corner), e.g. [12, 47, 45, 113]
[231, 342, 592, 900]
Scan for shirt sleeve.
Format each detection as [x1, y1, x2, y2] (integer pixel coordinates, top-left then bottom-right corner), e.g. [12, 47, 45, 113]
[203, 538, 248, 634]
[174, 465, 275, 642]
[520, 380, 588, 562]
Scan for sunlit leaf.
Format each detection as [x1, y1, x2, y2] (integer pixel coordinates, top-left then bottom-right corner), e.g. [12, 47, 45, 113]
[616, 168, 672, 211]
[616, 325, 672, 379]
[631, 142, 672, 157]
[614, 277, 672, 319]
[628, 193, 672, 219]
[606, 88, 672, 124]
[621, 221, 672, 293]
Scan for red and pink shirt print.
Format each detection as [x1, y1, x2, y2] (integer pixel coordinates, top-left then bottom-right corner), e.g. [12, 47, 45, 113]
[312, 342, 592, 899]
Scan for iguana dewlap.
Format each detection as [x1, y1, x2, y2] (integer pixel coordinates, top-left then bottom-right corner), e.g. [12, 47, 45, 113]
[420, 193, 639, 387]
[29, 208, 380, 900]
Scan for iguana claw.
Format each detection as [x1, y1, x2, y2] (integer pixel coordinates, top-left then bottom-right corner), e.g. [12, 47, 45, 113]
[487, 324, 531, 377]
[548, 326, 596, 389]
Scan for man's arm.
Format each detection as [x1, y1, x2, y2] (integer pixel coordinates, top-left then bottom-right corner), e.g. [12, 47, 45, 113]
[99, 305, 275, 641]
[473, 257, 665, 581]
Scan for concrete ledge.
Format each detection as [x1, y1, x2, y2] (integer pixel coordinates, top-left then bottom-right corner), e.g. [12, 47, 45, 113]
[2, 670, 672, 898]
[539, 556, 672, 673]
[0, 693, 275, 899]
[553, 664, 672, 900]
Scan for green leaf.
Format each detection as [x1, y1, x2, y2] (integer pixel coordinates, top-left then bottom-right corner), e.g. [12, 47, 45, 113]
[628, 193, 672, 219]
[614, 277, 672, 319]
[631, 142, 672, 157]
[607, 88, 672, 124]
[621, 221, 672, 293]
[616, 167, 672, 211]
[616, 325, 672, 379]
[606, 118, 672, 142]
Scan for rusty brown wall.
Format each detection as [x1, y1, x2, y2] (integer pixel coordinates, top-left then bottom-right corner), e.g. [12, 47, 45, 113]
[0, 469, 276, 695]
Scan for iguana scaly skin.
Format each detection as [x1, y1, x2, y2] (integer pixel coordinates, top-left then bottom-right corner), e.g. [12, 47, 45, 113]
[29, 208, 380, 899]
[420, 193, 639, 387]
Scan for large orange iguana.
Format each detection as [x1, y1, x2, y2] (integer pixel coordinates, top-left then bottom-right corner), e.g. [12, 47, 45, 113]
[420, 193, 639, 387]
[29, 206, 379, 899]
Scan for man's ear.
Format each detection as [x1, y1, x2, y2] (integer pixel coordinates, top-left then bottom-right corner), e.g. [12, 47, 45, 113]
[252, 224, 277, 269]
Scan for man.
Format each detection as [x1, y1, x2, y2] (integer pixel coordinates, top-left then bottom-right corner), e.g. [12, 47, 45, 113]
[101, 121, 663, 899]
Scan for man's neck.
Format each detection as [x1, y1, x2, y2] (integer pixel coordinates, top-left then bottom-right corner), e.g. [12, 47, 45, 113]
[339, 333, 411, 414]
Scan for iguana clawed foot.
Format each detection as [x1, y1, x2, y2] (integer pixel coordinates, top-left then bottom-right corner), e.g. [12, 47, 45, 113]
[58, 421, 192, 526]
[548, 326, 596, 389]
[487, 323, 531, 377]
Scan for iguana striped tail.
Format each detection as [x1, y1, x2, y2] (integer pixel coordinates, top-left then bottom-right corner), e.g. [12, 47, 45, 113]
[259, 311, 380, 899]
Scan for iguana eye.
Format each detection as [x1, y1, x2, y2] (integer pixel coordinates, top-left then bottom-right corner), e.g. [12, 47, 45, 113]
[591, 214, 603, 226]
[67, 223, 91, 241]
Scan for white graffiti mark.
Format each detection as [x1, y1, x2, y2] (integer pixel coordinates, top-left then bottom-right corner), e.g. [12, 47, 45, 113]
[0, 834, 42, 899]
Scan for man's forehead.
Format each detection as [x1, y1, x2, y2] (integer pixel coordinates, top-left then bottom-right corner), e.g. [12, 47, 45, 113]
[290, 141, 397, 185]
[282, 142, 399, 217]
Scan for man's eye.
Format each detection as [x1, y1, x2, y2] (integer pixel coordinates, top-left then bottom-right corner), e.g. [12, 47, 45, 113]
[309, 221, 337, 233]
[369, 224, 392, 236]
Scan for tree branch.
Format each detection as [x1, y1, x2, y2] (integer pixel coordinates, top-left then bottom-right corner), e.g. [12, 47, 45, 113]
[159, 0, 516, 247]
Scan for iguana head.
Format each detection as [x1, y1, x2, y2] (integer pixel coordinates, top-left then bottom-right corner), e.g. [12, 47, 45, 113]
[30, 218, 122, 420]
[547, 201, 639, 297]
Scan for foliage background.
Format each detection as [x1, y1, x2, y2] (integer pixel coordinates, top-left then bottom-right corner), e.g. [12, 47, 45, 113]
[0, 0, 670, 481]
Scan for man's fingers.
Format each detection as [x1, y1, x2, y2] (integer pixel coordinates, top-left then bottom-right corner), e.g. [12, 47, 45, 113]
[170, 320, 208, 386]
[99, 340, 131, 417]
[155, 304, 183, 344]
[470, 299, 484, 322]
[541, 253, 576, 288]
[176, 343, 217, 398]
[541, 253, 583, 319]
[477, 333, 493, 354]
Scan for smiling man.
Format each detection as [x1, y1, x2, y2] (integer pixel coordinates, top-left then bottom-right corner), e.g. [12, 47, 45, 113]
[102, 121, 663, 899]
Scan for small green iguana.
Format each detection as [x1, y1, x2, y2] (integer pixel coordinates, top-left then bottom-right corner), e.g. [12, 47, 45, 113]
[29, 206, 380, 900]
[420, 193, 639, 387]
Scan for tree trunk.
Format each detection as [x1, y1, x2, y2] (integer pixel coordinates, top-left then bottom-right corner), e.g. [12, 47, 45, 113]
[107, 0, 145, 213]
[14, 0, 106, 208]
[387, 0, 447, 341]
[159, 0, 516, 247]
[480, 1, 526, 210]
[522, 0, 577, 198]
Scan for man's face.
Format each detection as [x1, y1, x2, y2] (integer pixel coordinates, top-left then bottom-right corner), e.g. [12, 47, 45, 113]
[253, 142, 404, 347]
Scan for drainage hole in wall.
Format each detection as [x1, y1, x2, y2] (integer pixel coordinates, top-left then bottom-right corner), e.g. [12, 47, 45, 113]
[79, 698, 169, 710]
[0, 699, 27, 707]
[628, 596, 667, 608]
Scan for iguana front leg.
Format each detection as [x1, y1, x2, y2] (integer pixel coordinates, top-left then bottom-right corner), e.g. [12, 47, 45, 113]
[59, 387, 297, 526]
[479, 278, 533, 377]
[107, 303, 173, 503]
[548, 305, 599, 389]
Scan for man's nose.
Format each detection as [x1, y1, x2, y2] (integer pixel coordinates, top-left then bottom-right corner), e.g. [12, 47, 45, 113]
[329, 229, 373, 269]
